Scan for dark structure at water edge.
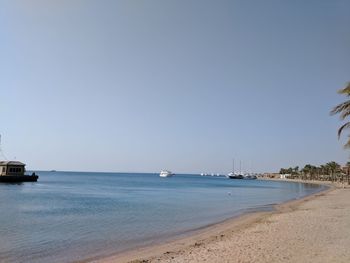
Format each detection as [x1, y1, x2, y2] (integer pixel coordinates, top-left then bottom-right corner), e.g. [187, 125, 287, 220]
[0, 161, 38, 182]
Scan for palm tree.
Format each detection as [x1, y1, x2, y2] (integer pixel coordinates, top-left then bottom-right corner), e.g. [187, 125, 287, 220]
[302, 164, 313, 180]
[331, 82, 350, 147]
[319, 165, 326, 180]
[346, 161, 350, 185]
[293, 166, 299, 174]
[326, 161, 341, 182]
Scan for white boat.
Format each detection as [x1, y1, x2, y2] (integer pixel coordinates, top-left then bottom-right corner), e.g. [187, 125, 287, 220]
[243, 174, 257, 180]
[159, 170, 174, 177]
[243, 162, 257, 179]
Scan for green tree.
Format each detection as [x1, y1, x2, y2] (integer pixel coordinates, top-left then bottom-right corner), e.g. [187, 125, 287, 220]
[302, 164, 312, 180]
[331, 82, 350, 148]
[293, 166, 299, 174]
[346, 162, 350, 184]
[320, 165, 326, 178]
[326, 161, 341, 182]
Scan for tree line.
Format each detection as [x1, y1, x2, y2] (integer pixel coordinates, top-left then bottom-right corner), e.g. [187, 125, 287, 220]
[279, 161, 350, 184]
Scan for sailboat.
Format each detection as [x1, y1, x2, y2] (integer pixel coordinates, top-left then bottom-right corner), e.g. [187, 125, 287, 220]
[242, 160, 257, 180]
[228, 159, 243, 179]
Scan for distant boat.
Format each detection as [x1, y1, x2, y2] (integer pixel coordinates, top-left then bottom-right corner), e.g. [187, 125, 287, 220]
[243, 174, 257, 180]
[159, 170, 174, 178]
[50, 170, 56, 172]
[228, 172, 244, 179]
[228, 159, 244, 179]
[242, 161, 257, 179]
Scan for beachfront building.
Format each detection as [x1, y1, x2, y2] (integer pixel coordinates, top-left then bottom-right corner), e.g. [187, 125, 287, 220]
[280, 174, 291, 179]
[0, 161, 26, 176]
[262, 173, 280, 178]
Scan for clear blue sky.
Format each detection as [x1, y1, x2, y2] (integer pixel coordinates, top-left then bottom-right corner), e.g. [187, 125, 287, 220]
[0, 0, 349, 173]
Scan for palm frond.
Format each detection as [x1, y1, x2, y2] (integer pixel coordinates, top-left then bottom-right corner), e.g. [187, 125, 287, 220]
[338, 122, 350, 139]
[333, 82, 350, 149]
[337, 82, 350, 96]
[330, 100, 350, 116]
[340, 110, 350, 120]
[344, 137, 350, 148]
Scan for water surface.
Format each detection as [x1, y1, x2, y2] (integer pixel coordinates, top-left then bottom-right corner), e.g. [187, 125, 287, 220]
[0, 172, 325, 263]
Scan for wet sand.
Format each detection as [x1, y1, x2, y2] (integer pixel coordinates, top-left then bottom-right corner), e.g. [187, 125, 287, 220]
[92, 181, 350, 263]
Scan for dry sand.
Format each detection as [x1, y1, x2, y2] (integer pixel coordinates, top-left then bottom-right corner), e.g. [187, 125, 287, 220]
[93, 181, 350, 263]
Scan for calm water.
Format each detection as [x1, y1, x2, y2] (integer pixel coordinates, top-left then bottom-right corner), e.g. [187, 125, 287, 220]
[0, 172, 325, 263]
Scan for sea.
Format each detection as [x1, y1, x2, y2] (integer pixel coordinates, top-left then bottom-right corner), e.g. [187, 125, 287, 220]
[0, 171, 326, 263]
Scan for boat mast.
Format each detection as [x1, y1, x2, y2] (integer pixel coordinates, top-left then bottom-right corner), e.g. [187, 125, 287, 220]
[240, 160, 242, 175]
[0, 134, 7, 160]
[232, 159, 235, 173]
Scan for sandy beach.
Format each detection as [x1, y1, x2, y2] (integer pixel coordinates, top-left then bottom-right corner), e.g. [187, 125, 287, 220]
[94, 181, 350, 263]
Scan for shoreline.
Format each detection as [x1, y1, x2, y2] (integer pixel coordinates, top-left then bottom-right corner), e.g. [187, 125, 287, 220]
[89, 179, 339, 263]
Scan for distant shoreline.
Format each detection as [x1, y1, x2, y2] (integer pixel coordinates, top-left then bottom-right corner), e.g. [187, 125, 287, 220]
[88, 179, 338, 263]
